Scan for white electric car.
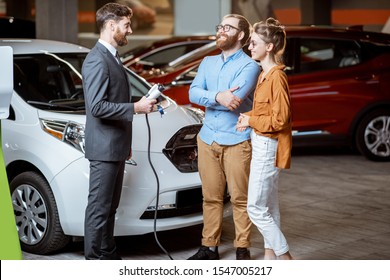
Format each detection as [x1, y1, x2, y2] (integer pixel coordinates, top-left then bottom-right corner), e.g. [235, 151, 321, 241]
[0, 39, 228, 255]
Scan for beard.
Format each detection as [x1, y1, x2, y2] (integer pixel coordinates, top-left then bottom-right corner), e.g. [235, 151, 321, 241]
[114, 28, 128, 47]
[216, 32, 240, 51]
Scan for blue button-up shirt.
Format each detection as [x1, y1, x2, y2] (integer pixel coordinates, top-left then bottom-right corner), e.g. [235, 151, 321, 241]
[189, 49, 260, 145]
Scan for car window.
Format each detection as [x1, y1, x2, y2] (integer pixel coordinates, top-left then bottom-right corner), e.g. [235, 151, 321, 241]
[141, 43, 208, 67]
[360, 40, 390, 61]
[13, 53, 151, 109]
[14, 54, 84, 104]
[298, 38, 361, 74]
[283, 38, 295, 74]
[174, 65, 199, 85]
[169, 41, 217, 68]
[124, 68, 149, 102]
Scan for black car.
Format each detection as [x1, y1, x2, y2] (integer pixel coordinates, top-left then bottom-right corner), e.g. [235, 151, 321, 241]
[0, 16, 35, 38]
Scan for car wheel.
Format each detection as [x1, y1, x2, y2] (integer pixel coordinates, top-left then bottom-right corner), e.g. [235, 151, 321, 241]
[10, 171, 71, 254]
[356, 109, 390, 161]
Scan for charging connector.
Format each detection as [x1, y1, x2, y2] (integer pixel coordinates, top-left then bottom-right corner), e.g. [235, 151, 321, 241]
[146, 84, 165, 117]
[146, 84, 165, 99]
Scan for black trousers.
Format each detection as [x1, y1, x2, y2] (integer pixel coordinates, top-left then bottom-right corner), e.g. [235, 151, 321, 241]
[84, 160, 125, 260]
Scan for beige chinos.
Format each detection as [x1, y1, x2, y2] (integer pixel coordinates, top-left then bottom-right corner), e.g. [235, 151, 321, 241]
[197, 136, 252, 248]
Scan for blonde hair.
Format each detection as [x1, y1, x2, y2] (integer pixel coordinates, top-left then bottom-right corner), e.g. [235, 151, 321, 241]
[253, 18, 286, 64]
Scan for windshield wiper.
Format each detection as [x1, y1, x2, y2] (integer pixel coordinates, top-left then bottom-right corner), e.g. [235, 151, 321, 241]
[27, 100, 84, 110]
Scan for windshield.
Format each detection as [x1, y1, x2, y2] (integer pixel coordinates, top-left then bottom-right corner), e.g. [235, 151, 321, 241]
[13, 53, 152, 111]
[168, 41, 217, 68]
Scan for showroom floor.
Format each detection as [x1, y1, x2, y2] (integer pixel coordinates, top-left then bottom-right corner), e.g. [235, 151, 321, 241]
[22, 147, 390, 260]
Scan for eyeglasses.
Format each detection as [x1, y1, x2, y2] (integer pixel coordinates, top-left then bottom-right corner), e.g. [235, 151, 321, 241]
[215, 24, 240, 33]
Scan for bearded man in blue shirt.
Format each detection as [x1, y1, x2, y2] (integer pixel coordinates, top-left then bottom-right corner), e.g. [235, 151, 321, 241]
[188, 14, 260, 260]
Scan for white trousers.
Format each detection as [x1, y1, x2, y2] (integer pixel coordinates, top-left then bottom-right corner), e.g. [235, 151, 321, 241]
[247, 131, 289, 256]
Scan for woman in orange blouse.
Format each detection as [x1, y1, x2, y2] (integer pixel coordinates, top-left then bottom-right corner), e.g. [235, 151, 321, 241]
[236, 18, 293, 260]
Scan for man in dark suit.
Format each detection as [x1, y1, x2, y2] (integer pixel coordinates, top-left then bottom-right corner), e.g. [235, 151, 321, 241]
[82, 2, 156, 260]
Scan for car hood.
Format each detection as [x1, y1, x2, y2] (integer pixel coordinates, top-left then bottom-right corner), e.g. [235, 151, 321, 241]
[131, 100, 202, 153]
[37, 99, 201, 153]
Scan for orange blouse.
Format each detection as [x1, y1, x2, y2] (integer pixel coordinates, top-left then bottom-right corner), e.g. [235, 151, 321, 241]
[246, 65, 292, 169]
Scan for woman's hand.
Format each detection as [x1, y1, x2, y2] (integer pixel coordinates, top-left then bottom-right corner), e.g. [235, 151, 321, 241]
[236, 113, 250, 132]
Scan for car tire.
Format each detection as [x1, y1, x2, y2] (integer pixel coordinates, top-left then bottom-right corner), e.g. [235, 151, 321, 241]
[356, 109, 390, 161]
[10, 171, 71, 254]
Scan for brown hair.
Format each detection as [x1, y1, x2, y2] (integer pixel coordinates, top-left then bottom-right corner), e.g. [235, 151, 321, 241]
[222, 14, 252, 46]
[96, 2, 133, 32]
[253, 17, 286, 64]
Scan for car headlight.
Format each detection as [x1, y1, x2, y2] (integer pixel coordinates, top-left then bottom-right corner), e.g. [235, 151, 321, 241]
[40, 119, 85, 153]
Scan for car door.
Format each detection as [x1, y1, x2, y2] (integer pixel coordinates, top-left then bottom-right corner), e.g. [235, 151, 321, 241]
[287, 36, 381, 143]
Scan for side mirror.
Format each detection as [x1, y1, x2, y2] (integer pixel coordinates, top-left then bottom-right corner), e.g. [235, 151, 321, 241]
[0, 46, 13, 119]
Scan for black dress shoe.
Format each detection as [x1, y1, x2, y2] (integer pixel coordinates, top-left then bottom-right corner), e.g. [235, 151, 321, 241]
[236, 247, 251, 260]
[188, 246, 219, 260]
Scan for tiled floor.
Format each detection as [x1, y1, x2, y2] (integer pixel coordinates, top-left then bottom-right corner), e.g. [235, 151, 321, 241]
[22, 148, 390, 260]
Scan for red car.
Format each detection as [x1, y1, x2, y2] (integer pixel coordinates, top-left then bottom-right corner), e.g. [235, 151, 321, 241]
[145, 42, 219, 110]
[138, 26, 390, 162]
[121, 35, 215, 75]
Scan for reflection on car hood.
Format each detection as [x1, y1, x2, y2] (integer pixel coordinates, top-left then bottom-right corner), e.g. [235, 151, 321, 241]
[132, 101, 202, 153]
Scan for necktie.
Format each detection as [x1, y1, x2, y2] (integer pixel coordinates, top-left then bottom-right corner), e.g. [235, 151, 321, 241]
[115, 51, 122, 64]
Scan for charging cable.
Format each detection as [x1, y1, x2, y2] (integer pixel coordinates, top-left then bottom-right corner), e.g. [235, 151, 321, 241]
[145, 113, 173, 260]
[144, 84, 173, 260]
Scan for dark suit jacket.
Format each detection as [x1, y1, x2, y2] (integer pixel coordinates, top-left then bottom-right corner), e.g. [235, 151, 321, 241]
[82, 42, 134, 161]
